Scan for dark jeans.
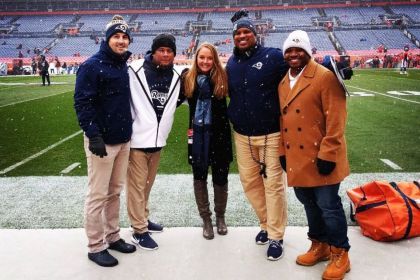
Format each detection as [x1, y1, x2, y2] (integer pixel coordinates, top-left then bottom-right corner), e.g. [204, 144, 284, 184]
[294, 183, 350, 250]
[41, 72, 50, 85]
[193, 161, 229, 186]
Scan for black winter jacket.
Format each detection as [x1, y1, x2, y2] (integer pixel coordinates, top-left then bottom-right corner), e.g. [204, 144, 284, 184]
[226, 44, 288, 136]
[74, 41, 132, 144]
[182, 69, 233, 167]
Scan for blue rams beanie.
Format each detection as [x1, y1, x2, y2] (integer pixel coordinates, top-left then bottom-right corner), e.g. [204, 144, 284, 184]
[231, 9, 257, 37]
[105, 15, 131, 43]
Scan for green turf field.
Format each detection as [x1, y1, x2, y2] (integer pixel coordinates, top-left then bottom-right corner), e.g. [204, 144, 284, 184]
[0, 69, 419, 176]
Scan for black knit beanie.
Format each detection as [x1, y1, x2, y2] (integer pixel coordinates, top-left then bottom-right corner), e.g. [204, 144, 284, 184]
[151, 33, 176, 56]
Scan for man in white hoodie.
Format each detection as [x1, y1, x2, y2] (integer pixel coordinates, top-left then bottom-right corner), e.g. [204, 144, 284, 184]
[128, 33, 185, 250]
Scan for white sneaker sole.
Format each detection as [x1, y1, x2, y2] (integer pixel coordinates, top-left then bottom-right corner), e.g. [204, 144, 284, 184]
[131, 236, 159, 251]
[267, 252, 284, 261]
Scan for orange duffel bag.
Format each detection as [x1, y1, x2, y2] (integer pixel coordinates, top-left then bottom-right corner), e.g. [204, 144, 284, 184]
[347, 181, 420, 241]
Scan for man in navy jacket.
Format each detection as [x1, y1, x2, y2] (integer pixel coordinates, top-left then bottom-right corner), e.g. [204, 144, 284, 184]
[74, 15, 136, 267]
[226, 9, 289, 261]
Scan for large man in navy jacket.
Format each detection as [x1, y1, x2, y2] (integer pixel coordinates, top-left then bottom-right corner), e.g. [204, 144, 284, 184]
[226, 9, 289, 261]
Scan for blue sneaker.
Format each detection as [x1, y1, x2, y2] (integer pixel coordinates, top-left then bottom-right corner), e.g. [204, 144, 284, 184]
[131, 232, 159, 250]
[255, 230, 269, 245]
[267, 239, 284, 261]
[148, 220, 164, 233]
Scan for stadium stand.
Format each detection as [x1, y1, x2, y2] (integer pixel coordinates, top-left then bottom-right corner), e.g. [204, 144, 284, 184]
[390, 5, 420, 22]
[0, 0, 419, 73]
[15, 15, 74, 33]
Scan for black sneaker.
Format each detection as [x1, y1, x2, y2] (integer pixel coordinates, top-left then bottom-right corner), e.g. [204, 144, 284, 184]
[255, 230, 269, 245]
[147, 220, 164, 233]
[131, 232, 159, 250]
[108, 238, 136, 253]
[267, 239, 284, 261]
[88, 249, 118, 267]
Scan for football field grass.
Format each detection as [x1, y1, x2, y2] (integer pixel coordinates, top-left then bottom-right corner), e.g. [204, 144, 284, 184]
[0, 69, 419, 176]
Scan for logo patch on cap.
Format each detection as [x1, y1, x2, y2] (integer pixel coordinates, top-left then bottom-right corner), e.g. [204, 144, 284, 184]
[115, 24, 127, 33]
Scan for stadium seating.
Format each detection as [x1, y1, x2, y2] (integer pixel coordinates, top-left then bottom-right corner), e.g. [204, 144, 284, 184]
[137, 13, 196, 31]
[0, 37, 53, 57]
[390, 5, 420, 22]
[263, 8, 318, 27]
[15, 15, 74, 32]
[335, 29, 417, 50]
[0, 3, 418, 65]
[204, 12, 235, 29]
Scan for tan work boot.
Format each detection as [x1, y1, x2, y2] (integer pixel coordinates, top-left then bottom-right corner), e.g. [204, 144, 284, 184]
[322, 246, 350, 280]
[296, 239, 330, 266]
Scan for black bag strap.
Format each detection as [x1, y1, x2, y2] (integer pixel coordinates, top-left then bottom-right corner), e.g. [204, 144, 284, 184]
[389, 182, 416, 239]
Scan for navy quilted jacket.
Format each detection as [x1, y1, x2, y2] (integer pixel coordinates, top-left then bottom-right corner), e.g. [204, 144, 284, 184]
[226, 45, 288, 136]
[74, 41, 132, 144]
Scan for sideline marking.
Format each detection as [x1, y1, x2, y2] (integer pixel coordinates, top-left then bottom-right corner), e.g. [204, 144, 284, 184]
[0, 130, 83, 175]
[60, 162, 81, 174]
[0, 82, 70, 86]
[380, 159, 402, 170]
[0, 91, 70, 108]
[347, 85, 420, 104]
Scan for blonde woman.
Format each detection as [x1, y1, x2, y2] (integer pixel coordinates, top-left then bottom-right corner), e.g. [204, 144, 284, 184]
[181, 43, 232, 239]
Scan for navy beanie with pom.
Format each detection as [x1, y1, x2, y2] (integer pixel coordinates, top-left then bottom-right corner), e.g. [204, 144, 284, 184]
[231, 9, 257, 37]
[105, 15, 131, 43]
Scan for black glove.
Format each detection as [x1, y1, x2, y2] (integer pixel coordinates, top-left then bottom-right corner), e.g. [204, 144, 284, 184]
[316, 158, 336, 175]
[279, 156, 286, 172]
[337, 61, 353, 80]
[88, 136, 107, 158]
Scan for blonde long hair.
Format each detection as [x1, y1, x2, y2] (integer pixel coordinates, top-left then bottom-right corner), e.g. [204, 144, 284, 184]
[183, 42, 228, 99]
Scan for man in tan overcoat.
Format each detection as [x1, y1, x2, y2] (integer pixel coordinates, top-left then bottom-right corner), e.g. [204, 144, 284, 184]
[278, 30, 351, 280]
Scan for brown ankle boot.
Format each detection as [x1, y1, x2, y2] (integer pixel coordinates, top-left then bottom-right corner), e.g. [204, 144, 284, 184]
[296, 239, 330, 266]
[202, 218, 214, 240]
[322, 246, 350, 280]
[214, 183, 228, 235]
[194, 180, 214, 240]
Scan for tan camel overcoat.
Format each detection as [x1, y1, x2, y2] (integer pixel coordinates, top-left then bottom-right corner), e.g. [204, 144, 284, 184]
[278, 60, 350, 187]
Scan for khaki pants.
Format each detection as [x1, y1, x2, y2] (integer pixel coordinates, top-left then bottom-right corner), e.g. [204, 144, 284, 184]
[234, 132, 287, 240]
[127, 149, 161, 234]
[83, 136, 130, 253]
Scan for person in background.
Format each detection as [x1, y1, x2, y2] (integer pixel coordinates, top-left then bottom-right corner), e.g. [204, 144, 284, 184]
[226, 9, 289, 261]
[127, 33, 185, 251]
[74, 15, 136, 267]
[278, 30, 351, 280]
[31, 58, 37, 75]
[37, 55, 50, 86]
[181, 42, 232, 240]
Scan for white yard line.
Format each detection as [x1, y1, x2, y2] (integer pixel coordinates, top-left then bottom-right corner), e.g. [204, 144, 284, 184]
[380, 159, 403, 170]
[60, 162, 81, 174]
[347, 85, 420, 104]
[0, 91, 70, 108]
[0, 130, 83, 175]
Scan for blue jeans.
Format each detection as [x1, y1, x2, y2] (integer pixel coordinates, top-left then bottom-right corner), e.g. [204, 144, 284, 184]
[294, 183, 350, 250]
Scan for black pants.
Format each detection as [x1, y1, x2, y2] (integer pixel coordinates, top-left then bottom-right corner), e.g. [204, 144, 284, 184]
[193, 161, 229, 186]
[41, 72, 50, 85]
